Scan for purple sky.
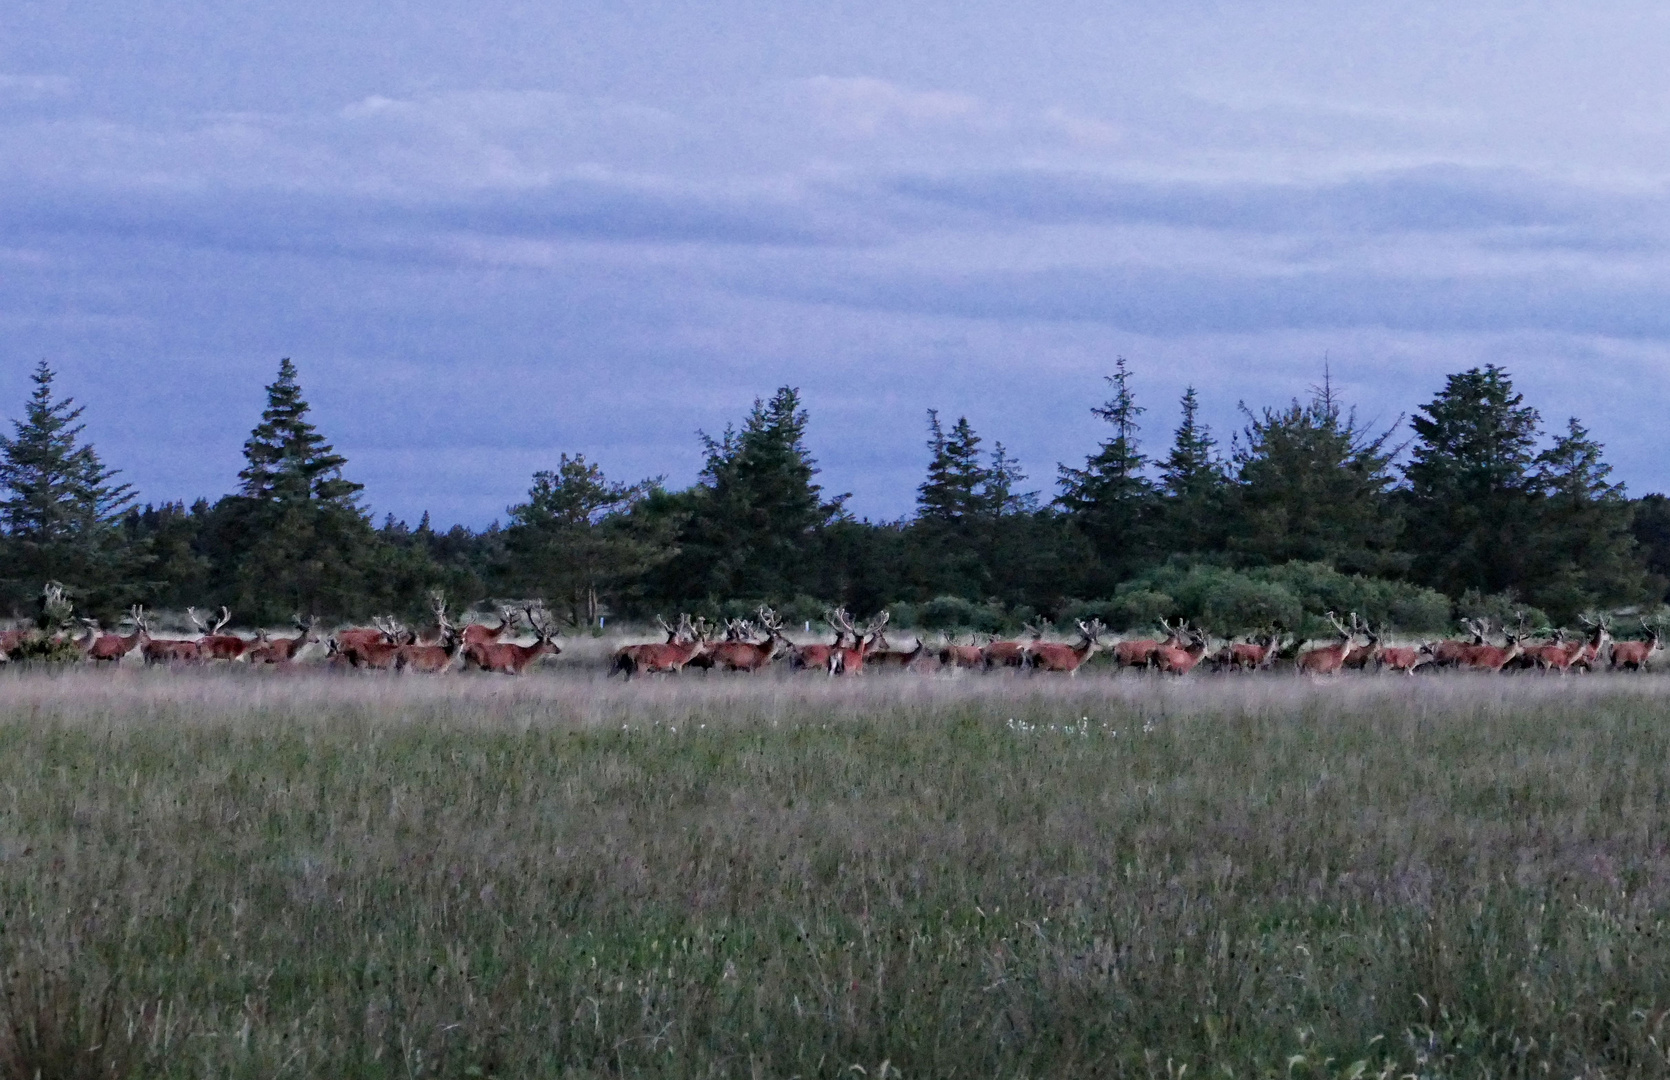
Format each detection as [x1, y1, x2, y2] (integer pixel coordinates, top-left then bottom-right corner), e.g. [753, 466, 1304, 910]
[3, 1, 1669, 524]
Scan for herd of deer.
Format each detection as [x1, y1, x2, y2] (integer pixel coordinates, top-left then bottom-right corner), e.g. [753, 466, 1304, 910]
[609, 607, 1662, 678]
[2, 589, 1662, 678]
[0, 592, 563, 675]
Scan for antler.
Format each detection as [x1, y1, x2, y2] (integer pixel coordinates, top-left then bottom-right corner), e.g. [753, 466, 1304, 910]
[186, 607, 208, 633]
[1324, 610, 1352, 638]
[865, 611, 891, 636]
[210, 606, 232, 635]
[523, 604, 556, 640]
[756, 606, 784, 635]
[828, 608, 857, 636]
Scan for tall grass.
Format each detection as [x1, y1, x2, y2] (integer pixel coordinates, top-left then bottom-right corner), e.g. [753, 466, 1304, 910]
[2, 667, 1669, 1076]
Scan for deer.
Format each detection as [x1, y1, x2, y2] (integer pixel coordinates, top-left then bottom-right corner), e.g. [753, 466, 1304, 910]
[937, 634, 987, 669]
[394, 595, 467, 672]
[1219, 627, 1284, 672]
[1298, 612, 1362, 675]
[1568, 615, 1612, 672]
[465, 606, 562, 674]
[1026, 619, 1105, 674]
[142, 623, 203, 665]
[87, 606, 151, 663]
[1608, 618, 1663, 671]
[332, 616, 406, 670]
[982, 621, 1044, 670]
[1453, 618, 1524, 673]
[866, 630, 935, 670]
[1154, 622, 1210, 675]
[610, 615, 705, 677]
[1341, 615, 1383, 671]
[1423, 620, 1489, 670]
[191, 606, 250, 661]
[246, 615, 321, 665]
[1112, 620, 1184, 671]
[705, 608, 790, 672]
[829, 609, 889, 675]
[1376, 643, 1429, 675]
[790, 613, 849, 672]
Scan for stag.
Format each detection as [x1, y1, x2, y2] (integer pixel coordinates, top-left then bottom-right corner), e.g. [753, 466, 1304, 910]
[1028, 619, 1106, 675]
[1155, 622, 1210, 675]
[396, 595, 468, 673]
[829, 609, 889, 675]
[982, 621, 1044, 670]
[1298, 612, 1361, 675]
[1608, 618, 1663, 671]
[465, 606, 563, 674]
[610, 615, 704, 678]
[790, 613, 849, 672]
[191, 607, 250, 661]
[1218, 627, 1284, 672]
[88, 606, 150, 663]
[866, 631, 934, 670]
[705, 608, 789, 672]
[247, 615, 321, 665]
[1340, 615, 1382, 671]
[1112, 620, 1184, 671]
[1453, 619, 1524, 673]
[937, 634, 986, 670]
[460, 607, 520, 648]
[333, 616, 406, 670]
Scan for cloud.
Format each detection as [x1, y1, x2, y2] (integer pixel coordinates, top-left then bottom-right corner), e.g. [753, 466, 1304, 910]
[794, 76, 994, 138]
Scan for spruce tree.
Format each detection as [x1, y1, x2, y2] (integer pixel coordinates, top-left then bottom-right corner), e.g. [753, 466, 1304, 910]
[1157, 386, 1227, 554]
[0, 361, 134, 608]
[1526, 418, 1647, 619]
[210, 358, 381, 619]
[1230, 372, 1402, 574]
[918, 411, 988, 522]
[1057, 357, 1155, 586]
[1404, 365, 1543, 598]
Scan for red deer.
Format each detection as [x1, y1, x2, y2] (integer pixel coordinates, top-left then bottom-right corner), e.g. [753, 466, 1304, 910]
[1568, 616, 1612, 672]
[1298, 612, 1361, 675]
[866, 631, 934, 670]
[611, 615, 704, 678]
[396, 596, 467, 672]
[333, 616, 406, 670]
[460, 607, 520, 648]
[790, 613, 849, 672]
[1028, 619, 1105, 675]
[982, 621, 1044, 670]
[1112, 620, 1183, 671]
[1341, 616, 1382, 671]
[1608, 618, 1663, 671]
[830, 609, 889, 675]
[938, 634, 986, 670]
[190, 607, 250, 662]
[143, 620, 204, 665]
[706, 609, 789, 672]
[1155, 623, 1210, 676]
[1424, 621, 1489, 669]
[88, 606, 150, 663]
[1377, 644, 1428, 675]
[247, 615, 321, 665]
[1219, 627, 1284, 672]
[1454, 620, 1525, 673]
[465, 606, 562, 674]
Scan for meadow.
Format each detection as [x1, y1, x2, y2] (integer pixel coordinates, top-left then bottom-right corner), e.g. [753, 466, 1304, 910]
[1, 667, 1669, 1078]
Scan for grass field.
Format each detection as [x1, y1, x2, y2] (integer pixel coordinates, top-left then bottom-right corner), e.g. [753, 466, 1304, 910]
[1, 668, 1669, 1078]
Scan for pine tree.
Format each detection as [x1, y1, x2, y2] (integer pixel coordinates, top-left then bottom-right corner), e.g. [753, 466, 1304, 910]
[1404, 365, 1543, 598]
[238, 358, 362, 507]
[1057, 358, 1155, 585]
[0, 361, 134, 608]
[1157, 386, 1227, 554]
[985, 442, 1036, 515]
[1230, 372, 1403, 573]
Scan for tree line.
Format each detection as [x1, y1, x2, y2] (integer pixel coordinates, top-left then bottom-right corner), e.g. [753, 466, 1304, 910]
[2, 356, 1665, 633]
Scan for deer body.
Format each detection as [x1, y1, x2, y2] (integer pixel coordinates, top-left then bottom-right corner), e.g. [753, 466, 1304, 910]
[1028, 621, 1105, 675]
[88, 608, 150, 663]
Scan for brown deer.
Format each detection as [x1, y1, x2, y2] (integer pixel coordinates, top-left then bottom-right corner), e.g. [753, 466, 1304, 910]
[866, 630, 934, 670]
[396, 595, 467, 672]
[246, 615, 321, 664]
[705, 608, 789, 672]
[1340, 615, 1382, 671]
[790, 613, 849, 672]
[1454, 619, 1524, 673]
[460, 607, 520, 648]
[1298, 612, 1361, 675]
[1424, 620, 1489, 669]
[1376, 644, 1428, 675]
[88, 606, 150, 663]
[1608, 618, 1662, 671]
[1568, 615, 1612, 672]
[611, 615, 704, 677]
[333, 616, 406, 670]
[1155, 622, 1210, 675]
[1112, 621, 1183, 671]
[937, 634, 986, 669]
[982, 621, 1044, 670]
[1219, 627, 1284, 672]
[1028, 619, 1106, 674]
[830, 609, 889, 675]
[465, 606, 562, 674]
[191, 607, 250, 661]
[142, 625, 203, 665]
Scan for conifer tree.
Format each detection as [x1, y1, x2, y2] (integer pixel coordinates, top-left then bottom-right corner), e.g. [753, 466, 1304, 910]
[1525, 417, 1647, 619]
[0, 361, 133, 608]
[918, 411, 988, 522]
[1157, 386, 1227, 554]
[1230, 372, 1402, 574]
[1057, 357, 1155, 585]
[238, 358, 362, 507]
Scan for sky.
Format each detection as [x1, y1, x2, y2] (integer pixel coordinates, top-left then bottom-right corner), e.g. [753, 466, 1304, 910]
[3, 1, 1669, 525]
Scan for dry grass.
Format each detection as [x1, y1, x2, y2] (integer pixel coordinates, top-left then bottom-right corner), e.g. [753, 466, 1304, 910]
[2, 666, 1670, 1077]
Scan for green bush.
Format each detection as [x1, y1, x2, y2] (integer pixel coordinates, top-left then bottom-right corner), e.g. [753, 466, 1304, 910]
[6, 631, 86, 664]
